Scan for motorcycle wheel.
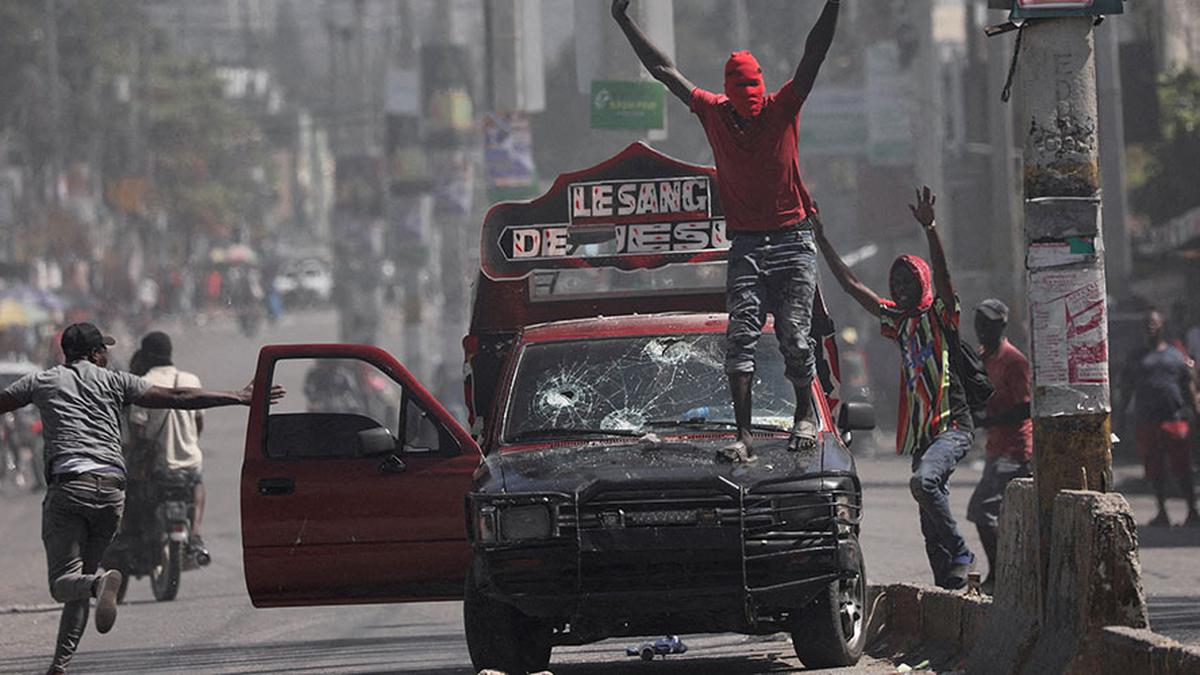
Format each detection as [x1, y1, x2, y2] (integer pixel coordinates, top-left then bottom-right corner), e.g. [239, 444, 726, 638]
[150, 540, 182, 602]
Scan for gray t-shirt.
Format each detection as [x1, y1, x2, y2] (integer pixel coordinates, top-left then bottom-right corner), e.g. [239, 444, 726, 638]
[4, 360, 153, 475]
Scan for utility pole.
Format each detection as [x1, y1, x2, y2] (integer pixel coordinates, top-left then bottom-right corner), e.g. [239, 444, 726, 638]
[985, 7, 1023, 336]
[1094, 18, 1131, 291]
[1018, 17, 1113, 593]
[43, 0, 61, 205]
[425, 1, 477, 402]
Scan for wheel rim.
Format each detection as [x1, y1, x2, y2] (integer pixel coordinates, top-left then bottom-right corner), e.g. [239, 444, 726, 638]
[150, 540, 169, 589]
[838, 572, 865, 644]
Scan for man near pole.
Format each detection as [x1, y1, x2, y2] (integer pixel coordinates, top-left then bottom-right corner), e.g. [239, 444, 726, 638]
[612, 0, 841, 461]
[813, 188, 978, 589]
[0, 323, 284, 674]
[966, 299, 1033, 594]
[1120, 308, 1200, 527]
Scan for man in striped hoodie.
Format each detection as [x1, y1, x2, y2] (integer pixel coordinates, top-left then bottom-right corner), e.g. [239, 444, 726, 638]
[813, 187, 977, 590]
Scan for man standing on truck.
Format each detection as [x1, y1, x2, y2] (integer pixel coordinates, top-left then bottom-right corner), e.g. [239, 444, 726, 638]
[0, 322, 283, 674]
[812, 188, 978, 590]
[612, 0, 841, 461]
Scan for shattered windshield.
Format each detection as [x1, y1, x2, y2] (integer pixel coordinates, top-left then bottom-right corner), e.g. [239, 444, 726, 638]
[503, 333, 796, 442]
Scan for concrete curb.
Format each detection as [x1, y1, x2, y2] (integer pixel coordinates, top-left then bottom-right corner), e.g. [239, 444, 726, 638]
[1098, 626, 1200, 675]
[1021, 489, 1149, 674]
[869, 479, 1200, 674]
[865, 583, 990, 660]
[964, 479, 1041, 674]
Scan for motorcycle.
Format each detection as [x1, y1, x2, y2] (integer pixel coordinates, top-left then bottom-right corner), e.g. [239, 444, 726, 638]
[0, 410, 44, 492]
[103, 473, 209, 602]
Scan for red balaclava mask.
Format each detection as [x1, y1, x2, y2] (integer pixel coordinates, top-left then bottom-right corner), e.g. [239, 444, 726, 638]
[888, 255, 934, 315]
[724, 51, 766, 118]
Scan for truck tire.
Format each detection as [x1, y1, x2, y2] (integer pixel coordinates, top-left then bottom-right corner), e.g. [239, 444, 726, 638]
[463, 566, 551, 674]
[640, 646, 656, 662]
[791, 535, 866, 668]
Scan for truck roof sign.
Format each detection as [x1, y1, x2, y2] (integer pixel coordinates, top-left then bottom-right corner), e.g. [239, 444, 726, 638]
[481, 142, 728, 281]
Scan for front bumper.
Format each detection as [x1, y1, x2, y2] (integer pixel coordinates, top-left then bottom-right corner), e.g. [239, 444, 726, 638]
[468, 476, 861, 634]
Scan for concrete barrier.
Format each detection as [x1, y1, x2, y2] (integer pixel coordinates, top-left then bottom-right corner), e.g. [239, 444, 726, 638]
[867, 583, 990, 660]
[1020, 490, 1149, 675]
[964, 478, 1042, 675]
[1098, 626, 1200, 675]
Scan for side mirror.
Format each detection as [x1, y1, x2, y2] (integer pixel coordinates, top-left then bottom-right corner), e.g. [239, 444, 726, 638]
[839, 402, 876, 432]
[356, 427, 398, 457]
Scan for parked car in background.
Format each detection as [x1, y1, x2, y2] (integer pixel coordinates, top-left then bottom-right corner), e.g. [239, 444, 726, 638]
[273, 258, 333, 307]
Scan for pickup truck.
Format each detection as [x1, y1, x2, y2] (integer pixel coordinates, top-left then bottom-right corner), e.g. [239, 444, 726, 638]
[240, 143, 874, 674]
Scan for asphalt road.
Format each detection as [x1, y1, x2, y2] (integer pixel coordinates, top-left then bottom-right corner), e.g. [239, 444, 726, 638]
[0, 309, 1196, 674]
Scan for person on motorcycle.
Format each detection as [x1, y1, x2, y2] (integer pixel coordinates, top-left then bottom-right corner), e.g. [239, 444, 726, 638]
[0, 322, 284, 674]
[128, 331, 209, 559]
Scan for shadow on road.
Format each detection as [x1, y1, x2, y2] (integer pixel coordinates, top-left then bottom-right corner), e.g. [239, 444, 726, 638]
[546, 659, 803, 674]
[0, 635, 815, 675]
[1135, 525, 1200, 548]
[0, 635, 475, 675]
[1147, 596, 1200, 635]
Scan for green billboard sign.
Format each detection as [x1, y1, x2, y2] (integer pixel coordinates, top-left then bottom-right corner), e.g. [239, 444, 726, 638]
[1007, 0, 1123, 18]
[590, 80, 666, 130]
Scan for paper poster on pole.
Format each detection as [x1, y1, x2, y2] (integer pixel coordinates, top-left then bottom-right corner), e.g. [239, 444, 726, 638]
[1029, 267, 1108, 387]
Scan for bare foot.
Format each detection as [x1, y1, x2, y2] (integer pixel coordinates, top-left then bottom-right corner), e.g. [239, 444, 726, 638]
[717, 439, 756, 463]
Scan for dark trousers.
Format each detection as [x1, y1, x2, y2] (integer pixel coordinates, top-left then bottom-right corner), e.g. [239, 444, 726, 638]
[909, 429, 974, 585]
[967, 456, 1032, 578]
[42, 476, 124, 671]
[724, 226, 818, 387]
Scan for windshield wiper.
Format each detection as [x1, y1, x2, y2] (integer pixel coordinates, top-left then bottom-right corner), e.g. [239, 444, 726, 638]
[643, 419, 789, 432]
[507, 427, 647, 442]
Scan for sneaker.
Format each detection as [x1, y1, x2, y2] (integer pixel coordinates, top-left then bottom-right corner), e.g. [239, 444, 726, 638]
[189, 534, 207, 554]
[1147, 511, 1171, 528]
[942, 553, 975, 591]
[93, 569, 122, 634]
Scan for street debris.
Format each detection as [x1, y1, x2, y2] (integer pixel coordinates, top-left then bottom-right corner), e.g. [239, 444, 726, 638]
[625, 635, 688, 661]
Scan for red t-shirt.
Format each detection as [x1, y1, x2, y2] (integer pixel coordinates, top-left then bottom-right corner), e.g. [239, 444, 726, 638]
[690, 80, 814, 233]
[982, 338, 1033, 462]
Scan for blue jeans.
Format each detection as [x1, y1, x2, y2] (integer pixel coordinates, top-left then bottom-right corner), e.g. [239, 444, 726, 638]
[724, 225, 817, 387]
[909, 429, 974, 585]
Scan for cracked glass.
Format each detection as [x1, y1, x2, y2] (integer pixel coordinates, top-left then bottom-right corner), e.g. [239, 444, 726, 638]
[503, 334, 797, 441]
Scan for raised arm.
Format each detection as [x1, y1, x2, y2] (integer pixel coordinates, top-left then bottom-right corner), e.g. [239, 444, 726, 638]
[0, 392, 22, 415]
[812, 210, 883, 317]
[792, 0, 841, 101]
[910, 186, 955, 303]
[612, 0, 695, 104]
[133, 380, 285, 410]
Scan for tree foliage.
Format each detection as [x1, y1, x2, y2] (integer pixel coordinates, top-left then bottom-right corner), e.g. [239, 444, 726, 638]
[146, 56, 270, 241]
[1131, 68, 1200, 224]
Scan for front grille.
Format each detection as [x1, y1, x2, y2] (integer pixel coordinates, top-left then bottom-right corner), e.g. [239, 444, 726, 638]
[485, 484, 860, 602]
[742, 489, 858, 595]
[577, 486, 742, 593]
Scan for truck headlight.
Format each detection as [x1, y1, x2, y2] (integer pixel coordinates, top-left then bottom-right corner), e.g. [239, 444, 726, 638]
[498, 504, 553, 542]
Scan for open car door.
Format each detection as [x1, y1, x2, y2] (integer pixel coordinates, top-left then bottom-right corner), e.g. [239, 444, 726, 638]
[241, 344, 479, 607]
